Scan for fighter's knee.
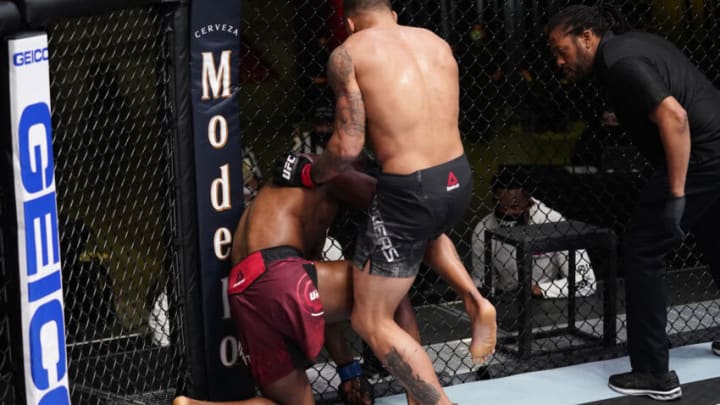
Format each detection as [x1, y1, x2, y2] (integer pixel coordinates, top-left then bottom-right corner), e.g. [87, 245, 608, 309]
[350, 308, 374, 340]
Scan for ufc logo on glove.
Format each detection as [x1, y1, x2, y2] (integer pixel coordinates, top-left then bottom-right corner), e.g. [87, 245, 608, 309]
[282, 155, 297, 180]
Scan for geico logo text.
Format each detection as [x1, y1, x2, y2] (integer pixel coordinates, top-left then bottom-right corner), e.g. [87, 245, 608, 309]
[20, 102, 69, 405]
[13, 48, 49, 67]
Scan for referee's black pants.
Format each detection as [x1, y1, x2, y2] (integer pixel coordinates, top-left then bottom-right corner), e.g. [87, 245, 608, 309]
[623, 160, 720, 373]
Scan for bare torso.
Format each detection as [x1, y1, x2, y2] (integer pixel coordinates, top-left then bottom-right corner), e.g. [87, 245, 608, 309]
[346, 25, 463, 174]
[231, 182, 338, 265]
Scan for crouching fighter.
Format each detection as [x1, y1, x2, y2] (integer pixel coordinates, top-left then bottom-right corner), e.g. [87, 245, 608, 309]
[175, 154, 496, 405]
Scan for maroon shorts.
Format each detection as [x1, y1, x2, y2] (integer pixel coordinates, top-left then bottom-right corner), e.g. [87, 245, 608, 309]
[228, 246, 325, 387]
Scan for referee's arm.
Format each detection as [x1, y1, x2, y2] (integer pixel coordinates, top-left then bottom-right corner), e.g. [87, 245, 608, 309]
[650, 96, 690, 197]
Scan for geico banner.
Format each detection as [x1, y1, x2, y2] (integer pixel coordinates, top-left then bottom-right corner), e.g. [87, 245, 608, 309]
[190, 0, 253, 400]
[8, 33, 71, 405]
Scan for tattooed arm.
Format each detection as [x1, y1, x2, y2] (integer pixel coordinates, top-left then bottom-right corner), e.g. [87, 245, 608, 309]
[311, 44, 366, 184]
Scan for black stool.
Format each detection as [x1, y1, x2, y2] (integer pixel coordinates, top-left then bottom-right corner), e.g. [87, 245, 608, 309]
[484, 220, 617, 357]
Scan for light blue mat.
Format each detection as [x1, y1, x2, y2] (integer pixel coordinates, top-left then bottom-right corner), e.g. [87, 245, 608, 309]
[373, 342, 718, 405]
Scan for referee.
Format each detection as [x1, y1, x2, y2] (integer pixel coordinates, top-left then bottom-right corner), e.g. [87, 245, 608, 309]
[546, 3, 720, 402]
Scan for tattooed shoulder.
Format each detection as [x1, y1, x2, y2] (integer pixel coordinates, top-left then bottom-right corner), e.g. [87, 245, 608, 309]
[328, 45, 353, 90]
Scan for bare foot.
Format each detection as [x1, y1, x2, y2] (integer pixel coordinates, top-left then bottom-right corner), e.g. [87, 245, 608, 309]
[173, 396, 190, 405]
[172, 395, 277, 405]
[464, 290, 497, 364]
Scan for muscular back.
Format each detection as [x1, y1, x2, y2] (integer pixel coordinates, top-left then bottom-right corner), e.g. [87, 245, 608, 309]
[335, 25, 463, 174]
[231, 182, 338, 264]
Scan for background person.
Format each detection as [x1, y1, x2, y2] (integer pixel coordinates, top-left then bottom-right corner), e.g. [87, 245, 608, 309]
[291, 105, 336, 156]
[547, 3, 720, 401]
[471, 171, 596, 299]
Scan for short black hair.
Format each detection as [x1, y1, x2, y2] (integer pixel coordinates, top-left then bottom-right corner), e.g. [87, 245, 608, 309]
[491, 165, 534, 196]
[344, 0, 391, 15]
[545, 2, 628, 37]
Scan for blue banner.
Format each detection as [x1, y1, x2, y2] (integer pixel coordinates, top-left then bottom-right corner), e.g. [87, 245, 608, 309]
[189, 1, 254, 400]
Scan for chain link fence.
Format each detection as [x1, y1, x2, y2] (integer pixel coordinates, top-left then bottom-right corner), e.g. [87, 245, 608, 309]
[47, 5, 184, 404]
[239, 0, 720, 401]
[0, 214, 17, 405]
[1, 1, 718, 404]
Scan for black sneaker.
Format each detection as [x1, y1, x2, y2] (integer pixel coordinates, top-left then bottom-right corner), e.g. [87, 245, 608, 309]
[608, 370, 682, 401]
[713, 341, 720, 356]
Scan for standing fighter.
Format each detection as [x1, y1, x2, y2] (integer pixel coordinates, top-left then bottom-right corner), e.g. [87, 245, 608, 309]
[177, 154, 496, 405]
[546, 4, 720, 401]
[274, 1, 476, 403]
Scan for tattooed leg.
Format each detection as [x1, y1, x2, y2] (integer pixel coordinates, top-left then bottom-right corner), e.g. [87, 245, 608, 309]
[384, 347, 442, 405]
[351, 263, 454, 405]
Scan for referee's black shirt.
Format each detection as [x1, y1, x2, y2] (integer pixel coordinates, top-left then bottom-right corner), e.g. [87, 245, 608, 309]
[594, 31, 720, 168]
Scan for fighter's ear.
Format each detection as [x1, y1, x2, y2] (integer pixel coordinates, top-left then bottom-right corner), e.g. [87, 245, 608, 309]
[580, 28, 594, 49]
[345, 16, 356, 35]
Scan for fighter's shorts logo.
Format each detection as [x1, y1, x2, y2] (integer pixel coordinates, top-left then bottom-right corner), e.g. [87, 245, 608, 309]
[446, 171, 459, 191]
[232, 273, 246, 288]
[296, 273, 324, 317]
[370, 202, 400, 262]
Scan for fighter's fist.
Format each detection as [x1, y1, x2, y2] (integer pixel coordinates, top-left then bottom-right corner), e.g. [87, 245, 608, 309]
[272, 152, 317, 188]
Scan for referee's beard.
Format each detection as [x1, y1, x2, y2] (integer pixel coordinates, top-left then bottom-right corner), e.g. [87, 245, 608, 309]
[564, 46, 594, 82]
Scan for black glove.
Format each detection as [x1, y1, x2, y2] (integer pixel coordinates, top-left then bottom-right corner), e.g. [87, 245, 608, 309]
[272, 152, 317, 188]
[663, 195, 686, 239]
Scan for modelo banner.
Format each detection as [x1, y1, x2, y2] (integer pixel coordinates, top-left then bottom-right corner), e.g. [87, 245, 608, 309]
[190, 0, 254, 400]
[8, 32, 71, 405]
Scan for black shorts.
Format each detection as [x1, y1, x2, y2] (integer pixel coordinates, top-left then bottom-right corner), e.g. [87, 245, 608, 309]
[352, 154, 472, 278]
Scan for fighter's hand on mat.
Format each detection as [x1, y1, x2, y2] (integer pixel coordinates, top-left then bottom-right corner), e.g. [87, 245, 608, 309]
[531, 283, 543, 298]
[663, 195, 686, 240]
[337, 361, 374, 405]
[338, 376, 374, 405]
[272, 152, 316, 188]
